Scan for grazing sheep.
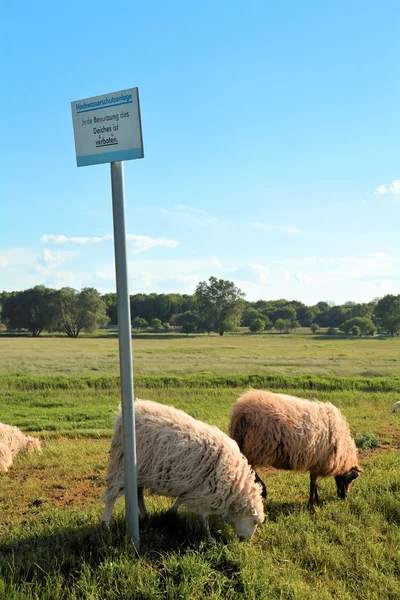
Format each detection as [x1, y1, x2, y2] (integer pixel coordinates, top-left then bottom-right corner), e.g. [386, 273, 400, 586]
[392, 401, 400, 413]
[102, 399, 265, 541]
[229, 390, 362, 513]
[0, 423, 42, 472]
[0, 443, 13, 472]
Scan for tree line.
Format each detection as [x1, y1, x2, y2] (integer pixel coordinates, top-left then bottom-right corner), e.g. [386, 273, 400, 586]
[1, 277, 400, 337]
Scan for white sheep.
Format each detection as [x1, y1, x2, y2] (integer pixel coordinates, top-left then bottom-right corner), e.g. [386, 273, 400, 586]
[102, 399, 265, 541]
[0, 422, 42, 472]
[229, 390, 362, 513]
[392, 401, 400, 413]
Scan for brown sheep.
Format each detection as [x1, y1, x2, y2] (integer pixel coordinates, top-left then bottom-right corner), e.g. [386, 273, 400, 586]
[229, 390, 362, 512]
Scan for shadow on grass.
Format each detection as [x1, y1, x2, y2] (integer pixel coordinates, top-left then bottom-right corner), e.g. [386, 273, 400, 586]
[0, 511, 233, 587]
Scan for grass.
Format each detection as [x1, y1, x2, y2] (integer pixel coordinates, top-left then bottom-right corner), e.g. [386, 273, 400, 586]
[1, 330, 400, 377]
[1, 333, 400, 598]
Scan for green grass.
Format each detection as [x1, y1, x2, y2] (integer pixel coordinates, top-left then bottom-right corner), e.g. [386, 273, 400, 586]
[1, 330, 400, 377]
[1, 335, 400, 599]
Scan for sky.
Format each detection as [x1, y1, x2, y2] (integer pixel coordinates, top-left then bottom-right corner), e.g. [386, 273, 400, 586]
[1, 0, 400, 305]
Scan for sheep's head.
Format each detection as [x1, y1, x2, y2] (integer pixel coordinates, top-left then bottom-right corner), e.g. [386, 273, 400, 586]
[229, 506, 264, 541]
[25, 437, 42, 453]
[334, 466, 363, 499]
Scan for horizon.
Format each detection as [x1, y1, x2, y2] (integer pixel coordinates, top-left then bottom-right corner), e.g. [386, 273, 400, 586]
[2, 1, 400, 305]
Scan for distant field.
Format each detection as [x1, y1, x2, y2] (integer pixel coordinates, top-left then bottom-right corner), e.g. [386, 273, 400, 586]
[1, 333, 400, 599]
[1, 330, 400, 377]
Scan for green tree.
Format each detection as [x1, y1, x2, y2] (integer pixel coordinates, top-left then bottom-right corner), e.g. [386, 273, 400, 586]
[150, 318, 163, 331]
[181, 321, 197, 335]
[2, 286, 58, 336]
[274, 318, 286, 333]
[249, 318, 265, 333]
[132, 316, 148, 331]
[374, 295, 400, 336]
[340, 317, 376, 337]
[310, 323, 320, 334]
[54, 287, 108, 338]
[195, 277, 245, 336]
[350, 325, 361, 337]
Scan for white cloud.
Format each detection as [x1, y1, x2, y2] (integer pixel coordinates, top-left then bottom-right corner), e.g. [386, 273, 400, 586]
[126, 234, 179, 254]
[211, 256, 223, 268]
[41, 233, 179, 254]
[0, 255, 9, 267]
[41, 234, 112, 245]
[375, 180, 400, 196]
[249, 263, 270, 283]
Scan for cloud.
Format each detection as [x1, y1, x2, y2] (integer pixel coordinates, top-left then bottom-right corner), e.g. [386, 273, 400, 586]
[125, 234, 179, 254]
[249, 263, 270, 283]
[0, 255, 9, 267]
[249, 222, 303, 235]
[41, 233, 179, 254]
[375, 180, 400, 196]
[41, 234, 112, 245]
[211, 256, 223, 268]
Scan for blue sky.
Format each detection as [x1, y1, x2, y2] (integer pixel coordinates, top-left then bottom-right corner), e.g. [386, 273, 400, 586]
[1, 0, 400, 304]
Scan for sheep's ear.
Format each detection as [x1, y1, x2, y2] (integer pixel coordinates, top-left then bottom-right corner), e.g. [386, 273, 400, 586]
[355, 466, 363, 474]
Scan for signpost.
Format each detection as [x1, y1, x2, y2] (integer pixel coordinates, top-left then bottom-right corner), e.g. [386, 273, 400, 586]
[71, 88, 144, 548]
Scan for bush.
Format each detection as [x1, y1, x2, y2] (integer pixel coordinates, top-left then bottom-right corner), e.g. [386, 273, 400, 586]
[327, 327, 337, 336]
[350, 326, 361, 337]
[353, 432, 380, 450]
[249, 318, 265, 333]
[310, 323, 320, 334]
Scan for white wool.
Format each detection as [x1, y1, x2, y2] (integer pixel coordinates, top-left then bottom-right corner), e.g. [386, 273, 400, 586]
[0, 422, 41, 472]
[102, 399, 264, 536]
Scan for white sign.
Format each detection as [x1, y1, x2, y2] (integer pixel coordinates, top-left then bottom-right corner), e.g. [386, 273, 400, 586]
[71, 87, 144, 167]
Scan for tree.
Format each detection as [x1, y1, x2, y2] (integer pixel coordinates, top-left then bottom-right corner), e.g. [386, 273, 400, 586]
[195, 277, 245, 336]
[132, 316, 148, 331]
[297, 308, 316, 327]
[350, 326, 361, 337]
[340, 317, 376, 337]
[310, 323, 320, 334]
[374, 295, 400, 336]
[150, 318, 163, 331]
[249, 318, 265, 333]
[54, 287, 108, 337]
[275, 318, 286, 333]
[181, 321, 197, 335]
[2, 286, 58, 336]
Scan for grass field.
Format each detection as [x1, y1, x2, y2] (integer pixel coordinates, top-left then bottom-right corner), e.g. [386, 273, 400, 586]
[1, 332, 400, 599]
[2, 330, 400, 377]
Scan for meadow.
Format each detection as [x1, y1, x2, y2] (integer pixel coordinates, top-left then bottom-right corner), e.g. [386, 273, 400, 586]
[0, 331, 399, 599]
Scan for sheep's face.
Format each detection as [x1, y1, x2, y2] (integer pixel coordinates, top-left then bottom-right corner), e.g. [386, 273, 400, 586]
[335, 466, 362, 499]
[230, 509, 262, 541]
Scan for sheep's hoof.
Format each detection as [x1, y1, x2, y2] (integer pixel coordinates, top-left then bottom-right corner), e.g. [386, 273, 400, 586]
[308, 503, 318, 516]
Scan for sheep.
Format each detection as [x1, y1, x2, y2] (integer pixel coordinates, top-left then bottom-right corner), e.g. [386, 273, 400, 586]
[0, 422, 42, 472]
[392, 401, 400, 413]
[101, 399, 265, 541]
[228, 390, 362, 513]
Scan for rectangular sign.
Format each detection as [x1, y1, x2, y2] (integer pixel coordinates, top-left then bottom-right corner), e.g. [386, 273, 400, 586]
[71, 87, 144, 167]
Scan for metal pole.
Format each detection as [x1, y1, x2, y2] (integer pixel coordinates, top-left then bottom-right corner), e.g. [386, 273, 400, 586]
[110, 161, 139, 548]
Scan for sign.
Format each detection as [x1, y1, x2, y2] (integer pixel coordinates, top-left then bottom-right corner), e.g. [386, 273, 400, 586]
[71, 87, 144, 167]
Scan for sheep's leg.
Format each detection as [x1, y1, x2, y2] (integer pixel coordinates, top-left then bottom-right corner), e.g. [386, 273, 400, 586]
[254, 471, 267, 499]
[314, 482, 322, 507]
[138, 487, 149, 518]
[199, 515, 214, 542]
[102, 495, 118, 525]
[308, 474, 318, 514]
